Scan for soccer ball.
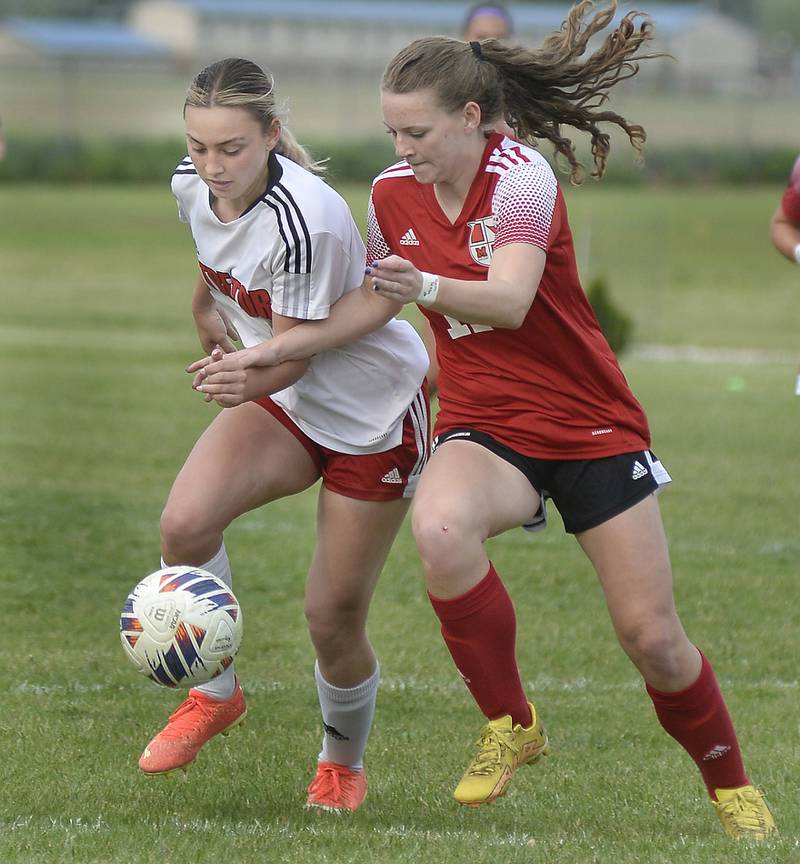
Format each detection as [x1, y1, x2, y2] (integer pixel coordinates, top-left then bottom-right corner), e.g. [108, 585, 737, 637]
[119, 566, 243, 688]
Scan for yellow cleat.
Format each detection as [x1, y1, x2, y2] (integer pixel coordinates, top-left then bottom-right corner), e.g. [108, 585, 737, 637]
[454, 701, 548, 806]
[713, 785, 777, 840]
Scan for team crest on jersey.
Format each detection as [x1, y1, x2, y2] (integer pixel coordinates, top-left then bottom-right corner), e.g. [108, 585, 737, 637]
[466, 216, 496, 267]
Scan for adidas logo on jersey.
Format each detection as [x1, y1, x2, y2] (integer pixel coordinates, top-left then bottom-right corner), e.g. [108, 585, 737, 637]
[399, 228, 420, 246]
[631, 460, 649, 480]
[381, 467, 403, 484]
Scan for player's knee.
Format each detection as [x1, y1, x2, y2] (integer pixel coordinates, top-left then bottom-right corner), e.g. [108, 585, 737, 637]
[159, 503, 213, 562]
[305, 599, 366, 656]
[617, 616, 686, 680]
[411, 507, 473, 575]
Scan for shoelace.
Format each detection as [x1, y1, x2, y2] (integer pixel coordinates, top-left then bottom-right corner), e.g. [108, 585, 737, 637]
[467, 726, 521, 777]
[717, 790, 767, 829]
[158, 695, 216, 740]
[309, 766, 361, 804]
[310, 766, 343, 800]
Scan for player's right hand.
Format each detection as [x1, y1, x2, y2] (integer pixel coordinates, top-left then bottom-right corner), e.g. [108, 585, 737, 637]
[186, 341, 281, 392]
[193, 307, 239, 354]
[188, 347, 237, 394]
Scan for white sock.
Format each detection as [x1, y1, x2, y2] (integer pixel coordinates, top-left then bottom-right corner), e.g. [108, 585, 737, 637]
[163, 543, 237, 701]
[315, 660, 379, 770]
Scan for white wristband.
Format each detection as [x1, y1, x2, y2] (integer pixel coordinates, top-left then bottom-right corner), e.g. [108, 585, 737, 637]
[417, 271, 440, 307]
[793, 243, 800, 264]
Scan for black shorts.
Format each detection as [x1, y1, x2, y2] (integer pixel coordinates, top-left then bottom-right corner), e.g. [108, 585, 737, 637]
[433, 428, 671, 534]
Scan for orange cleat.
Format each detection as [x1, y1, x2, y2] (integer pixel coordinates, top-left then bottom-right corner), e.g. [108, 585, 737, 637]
[138, 680, 246, 775]
[306, 761, 367, 812]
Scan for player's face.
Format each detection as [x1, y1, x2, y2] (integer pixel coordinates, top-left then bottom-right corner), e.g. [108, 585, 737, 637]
[463, 13, 511, 41]
[382, 88, 483, 187]
[185, 105, 280, 207]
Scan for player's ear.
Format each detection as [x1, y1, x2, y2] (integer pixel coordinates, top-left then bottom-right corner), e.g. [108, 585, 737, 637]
[265, 116, 282, 151]
[463, 101, 482, 133]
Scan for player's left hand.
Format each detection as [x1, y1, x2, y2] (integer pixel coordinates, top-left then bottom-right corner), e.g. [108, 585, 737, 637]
[188, 347, 252, 407]
[188, 346, 240, 387]
[366, 255, 423, 305]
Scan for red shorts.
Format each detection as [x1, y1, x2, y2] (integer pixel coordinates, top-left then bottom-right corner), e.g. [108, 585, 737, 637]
[254, 382, 430, 501]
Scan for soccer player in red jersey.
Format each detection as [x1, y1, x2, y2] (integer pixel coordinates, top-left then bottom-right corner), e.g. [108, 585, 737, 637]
[139, 58, 431, 813]
[192, 2, 776, 839]
[769, 154, 800, 394]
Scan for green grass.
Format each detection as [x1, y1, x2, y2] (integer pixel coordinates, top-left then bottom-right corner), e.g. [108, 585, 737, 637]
[1, 185, 798, 863]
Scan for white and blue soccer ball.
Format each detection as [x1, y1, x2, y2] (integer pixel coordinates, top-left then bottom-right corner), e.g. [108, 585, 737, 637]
[120, 566, 243, 688]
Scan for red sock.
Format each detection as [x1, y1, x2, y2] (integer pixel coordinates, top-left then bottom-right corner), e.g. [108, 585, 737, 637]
[646, 650, 749, 798]
[428, 563, 532, 727]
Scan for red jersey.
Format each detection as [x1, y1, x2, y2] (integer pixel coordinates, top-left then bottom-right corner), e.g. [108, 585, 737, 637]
[780, 155, 800, 223]
[368, 133, 651, 459]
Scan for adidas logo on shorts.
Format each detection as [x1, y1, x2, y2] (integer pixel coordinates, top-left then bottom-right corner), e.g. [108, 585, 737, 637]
[381, 467, 403, 484]
[631, 460, 649, 480]
[399, 228, 420, 246]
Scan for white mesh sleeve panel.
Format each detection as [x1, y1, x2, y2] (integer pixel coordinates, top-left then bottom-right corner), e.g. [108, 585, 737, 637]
[492, 159, 557, 251]
[367, 192, 392, 263]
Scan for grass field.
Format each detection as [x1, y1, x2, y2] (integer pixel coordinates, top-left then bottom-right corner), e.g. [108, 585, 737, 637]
[1, 184, 798, 863]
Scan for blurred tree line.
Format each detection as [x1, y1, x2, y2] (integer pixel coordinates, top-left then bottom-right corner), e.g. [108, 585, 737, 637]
[715, 0, 800, 49]
[0, 0, 130, 17]
[0, 0, 798, 47]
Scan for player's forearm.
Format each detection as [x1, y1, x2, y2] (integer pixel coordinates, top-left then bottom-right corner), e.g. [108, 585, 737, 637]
[769, 207, 800, 263]
[270, 284, 401, 363]
[770, 223, 800, 263]
[370, 249, 543, 329]
[245, 360, 308, 398]
[191, 273, 215, 313]
[427, 275, 536, 330]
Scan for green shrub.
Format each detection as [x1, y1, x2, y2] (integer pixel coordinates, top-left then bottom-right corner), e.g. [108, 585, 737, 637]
[0, 134, 797, 186]
[586, 275, 633, 355]
[310, 138, 397, 184]
[0, 135, 186, 184]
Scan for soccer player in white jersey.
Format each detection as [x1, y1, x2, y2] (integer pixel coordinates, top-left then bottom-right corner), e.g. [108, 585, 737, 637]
[190, 4, 776, 840]
[138, 58, 431, 813]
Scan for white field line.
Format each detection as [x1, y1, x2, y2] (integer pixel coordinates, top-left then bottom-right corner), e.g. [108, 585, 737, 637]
[632, 343, 797, 365]
[1, 321, 794, 366]
[2, 816, 794, 849]
[0, 323, 186, 354]
[0, 816, 536, 846]
[11, 676, 798, 697]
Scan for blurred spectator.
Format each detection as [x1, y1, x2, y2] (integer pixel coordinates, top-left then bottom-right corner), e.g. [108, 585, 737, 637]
[0, 118, 6, 161]
[462, 2, 514, 41]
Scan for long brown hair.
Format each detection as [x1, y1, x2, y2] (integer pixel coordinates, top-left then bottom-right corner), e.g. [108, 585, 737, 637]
[383, 1, 660, 183]
[185, 57, 324, 174]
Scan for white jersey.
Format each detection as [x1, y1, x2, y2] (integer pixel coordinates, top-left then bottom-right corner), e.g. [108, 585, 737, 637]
[172, 151, 428, 454]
